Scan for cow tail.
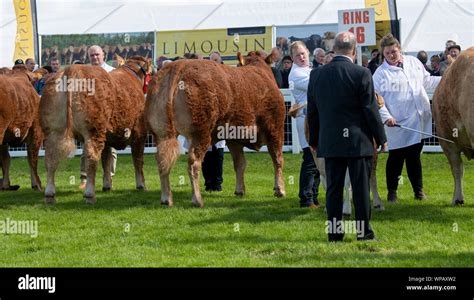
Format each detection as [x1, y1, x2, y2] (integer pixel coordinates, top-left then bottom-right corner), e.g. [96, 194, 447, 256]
[156, 67, 181, 175]
[63, 87, 76, 158]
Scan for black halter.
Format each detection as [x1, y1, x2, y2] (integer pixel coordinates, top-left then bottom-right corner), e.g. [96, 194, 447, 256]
[123, 63, 147, 80]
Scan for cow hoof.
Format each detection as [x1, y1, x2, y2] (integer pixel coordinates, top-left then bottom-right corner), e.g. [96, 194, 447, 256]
[32, 185, 42, 192]
[102, 187, 111, 192]
[274, 190, 285, 198]
[374, 205, 385, 211]
[85, 196, 97, 205]
[453, 200, 464, 206]
[161, 201, 173, 207]
[136, 186, 147, 191]
[192, 201, 204, 208]
[234, 191, 244, 197]
[45, 196, 56, 205]
[343, 213, 351, 218]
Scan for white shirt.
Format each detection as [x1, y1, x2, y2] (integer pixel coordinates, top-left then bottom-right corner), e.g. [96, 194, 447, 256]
[100, 62, 115, 73]
[288, 63, 311, 149]
[373, 55, 441, 150]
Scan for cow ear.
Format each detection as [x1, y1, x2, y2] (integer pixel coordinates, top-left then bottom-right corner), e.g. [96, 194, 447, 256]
[146, 58, 153, 74]
[114, 54, 125, 66]
[265, 49, 277, 65]
[237, 52, 245, 66]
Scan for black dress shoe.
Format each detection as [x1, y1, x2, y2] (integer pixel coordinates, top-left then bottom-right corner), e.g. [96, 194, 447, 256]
[357, 232, 375, 241]
[414, 190, 427, 200]
[387, 190, 397, 202]
[328, 234, 344, 242]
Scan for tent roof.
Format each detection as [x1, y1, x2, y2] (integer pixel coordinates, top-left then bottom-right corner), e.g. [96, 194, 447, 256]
[1, 0, 473, 67]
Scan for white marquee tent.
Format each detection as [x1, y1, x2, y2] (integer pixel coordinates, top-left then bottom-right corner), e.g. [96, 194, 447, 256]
[1, 0, 473, 67]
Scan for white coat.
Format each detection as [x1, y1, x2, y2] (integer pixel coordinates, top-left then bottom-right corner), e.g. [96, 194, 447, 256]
[288, 63, 311, 149]
[373, 55, 441, 150]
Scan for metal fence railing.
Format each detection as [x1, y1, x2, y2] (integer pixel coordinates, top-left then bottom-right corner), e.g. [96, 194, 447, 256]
[7, 90, 442, 158]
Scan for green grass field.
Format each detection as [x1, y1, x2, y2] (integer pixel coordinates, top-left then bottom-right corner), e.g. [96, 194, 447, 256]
[0, 152, 473, 267]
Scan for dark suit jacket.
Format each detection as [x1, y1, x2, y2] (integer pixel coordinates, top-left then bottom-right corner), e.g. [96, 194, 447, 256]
[307, 56, 387, 158]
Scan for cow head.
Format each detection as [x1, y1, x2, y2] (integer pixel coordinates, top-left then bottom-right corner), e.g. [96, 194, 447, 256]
[123, 56, 154, 78]
[236, 49, 278, 66]
[12, 65, 44, 84]
[0, 67, 11, 75]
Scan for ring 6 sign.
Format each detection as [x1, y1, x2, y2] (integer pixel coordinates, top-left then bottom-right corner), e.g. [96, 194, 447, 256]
[338, 8, 376, 46]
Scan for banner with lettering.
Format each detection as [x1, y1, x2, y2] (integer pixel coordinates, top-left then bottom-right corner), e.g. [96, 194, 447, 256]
[155, 26, 273, 65]
[13, 0, 39, 63]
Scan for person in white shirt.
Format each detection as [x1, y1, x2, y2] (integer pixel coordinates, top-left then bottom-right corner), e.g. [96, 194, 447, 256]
[373, 34, 441, 202]
[288, 41, 321, 208]
[79, 45, 116, 189]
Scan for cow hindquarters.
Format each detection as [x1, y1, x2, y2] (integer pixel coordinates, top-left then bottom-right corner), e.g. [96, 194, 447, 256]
[155, 138, 180, 206]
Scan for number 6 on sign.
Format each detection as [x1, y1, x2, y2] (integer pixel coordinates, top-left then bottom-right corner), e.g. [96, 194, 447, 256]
[348, 27, 366, 44]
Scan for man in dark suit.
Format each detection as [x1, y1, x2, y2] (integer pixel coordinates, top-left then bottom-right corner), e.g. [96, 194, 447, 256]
[307, 32, 387, 242]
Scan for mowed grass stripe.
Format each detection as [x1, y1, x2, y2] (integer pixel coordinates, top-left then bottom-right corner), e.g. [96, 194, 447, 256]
[0, 152, 472, 267]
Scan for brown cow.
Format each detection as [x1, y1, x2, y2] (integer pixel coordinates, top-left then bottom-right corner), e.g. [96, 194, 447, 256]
[432, 46, 474, 206]
[146, 51, 286, 207]
[0, 66, 43, 191]
[40, 56, 152, 204]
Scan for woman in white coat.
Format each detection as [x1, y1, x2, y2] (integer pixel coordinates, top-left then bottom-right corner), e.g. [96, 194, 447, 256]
[373, 34, 441, 202]
[288, 41, 321, 208]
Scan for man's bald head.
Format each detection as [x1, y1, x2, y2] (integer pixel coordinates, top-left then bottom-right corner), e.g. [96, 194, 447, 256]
[88, 45, 105, 66]
[333, 32, 356, 56]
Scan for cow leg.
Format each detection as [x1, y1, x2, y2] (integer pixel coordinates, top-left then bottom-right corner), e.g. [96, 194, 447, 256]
[187, 136, 210, 208]
[0, 145, 11, 190]
[342, 168, 352, 216]
[371, 152, 384, 210]
[101, 146, 113, 191]
[155, 138, 180, 206]
[44, 132, 63, 204]
[443, 145, 464, 206]
[26, 129, 42, 191]
[227, 142, 246, 196]
[267, 140, 285, 197]
[83, 138, 105, 204]
[131, 134, 147, 191]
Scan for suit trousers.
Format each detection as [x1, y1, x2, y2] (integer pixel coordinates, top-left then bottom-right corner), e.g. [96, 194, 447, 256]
[202, 146, 224, 190]
[325, 157, 373, 239]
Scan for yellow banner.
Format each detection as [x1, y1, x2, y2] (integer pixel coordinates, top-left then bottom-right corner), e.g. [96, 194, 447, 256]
[365, 0, 396, 47]
[155, 26, 273, 65]
[365, 0, 390, 21]
[13, 0, 35, 63]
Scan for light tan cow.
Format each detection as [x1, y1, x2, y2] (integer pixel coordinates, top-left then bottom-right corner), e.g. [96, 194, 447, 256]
[432, 46, 474, 205]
